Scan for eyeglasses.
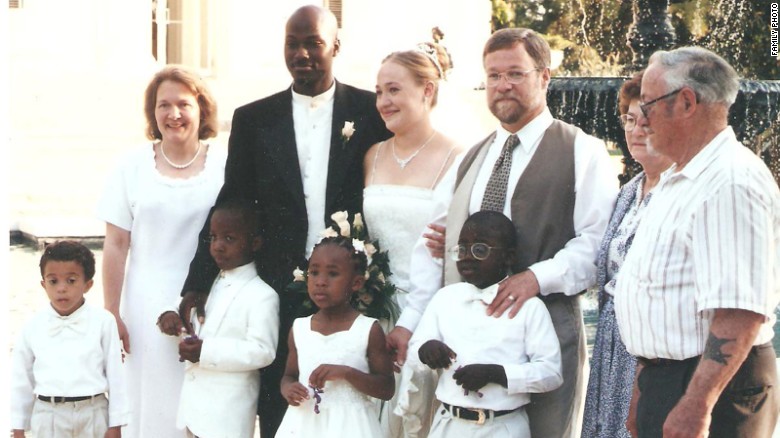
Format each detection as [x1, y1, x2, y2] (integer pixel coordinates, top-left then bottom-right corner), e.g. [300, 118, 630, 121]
[449, 243, 505, 261]
[639, 88, 683, 118]
[486, 68, 540, 87]
[618, 114, 637, 132]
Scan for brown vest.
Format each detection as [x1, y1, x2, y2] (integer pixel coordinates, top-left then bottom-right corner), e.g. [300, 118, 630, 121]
[444, 119, 577, 284]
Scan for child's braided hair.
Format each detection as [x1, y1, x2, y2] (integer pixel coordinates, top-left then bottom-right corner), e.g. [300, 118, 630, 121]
[312, 235, 368, 275]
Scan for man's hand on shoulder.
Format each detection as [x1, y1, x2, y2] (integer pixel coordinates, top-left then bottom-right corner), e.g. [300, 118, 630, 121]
[423, 223, 446, 259]
[488, 270, 540, 318]
[179, 291, 207, 336]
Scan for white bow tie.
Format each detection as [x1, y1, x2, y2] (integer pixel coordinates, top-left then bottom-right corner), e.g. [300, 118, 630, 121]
[49, 314, 85, 336]
[469, 284, 500, 306]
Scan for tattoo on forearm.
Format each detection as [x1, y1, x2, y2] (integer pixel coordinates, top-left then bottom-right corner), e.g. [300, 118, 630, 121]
[702, 333, 734, 365]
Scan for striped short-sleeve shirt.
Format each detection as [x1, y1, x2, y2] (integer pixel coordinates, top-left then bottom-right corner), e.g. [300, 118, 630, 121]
[614, 127, 780, 360]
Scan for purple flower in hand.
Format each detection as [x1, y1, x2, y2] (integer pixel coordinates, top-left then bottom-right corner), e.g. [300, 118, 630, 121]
[309, 385, 324, 414]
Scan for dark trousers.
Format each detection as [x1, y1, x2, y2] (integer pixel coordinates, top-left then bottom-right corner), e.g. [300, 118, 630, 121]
[258, 359, 287, 438]
[637, 342, 779, 438]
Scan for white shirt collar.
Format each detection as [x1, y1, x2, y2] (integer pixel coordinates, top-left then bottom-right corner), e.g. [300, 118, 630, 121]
[464, 280, 505, 305]
[291, 81, 336, 110]
[666, 126, 735, 181]
[218, 261, 257, 281]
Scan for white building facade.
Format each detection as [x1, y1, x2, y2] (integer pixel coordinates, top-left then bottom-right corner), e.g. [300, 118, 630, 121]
[7, 0, 491, 235]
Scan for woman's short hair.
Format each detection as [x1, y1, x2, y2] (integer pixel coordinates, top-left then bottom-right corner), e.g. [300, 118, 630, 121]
[618, 71, 643, 115]
[483, 28, 551, 71]
[143, 66, 218, 141]
[382, 42, 451, 107]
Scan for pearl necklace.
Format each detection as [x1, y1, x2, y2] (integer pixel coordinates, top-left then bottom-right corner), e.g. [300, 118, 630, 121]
[391, 131, 437, 169]
[160, 141, 203, 169]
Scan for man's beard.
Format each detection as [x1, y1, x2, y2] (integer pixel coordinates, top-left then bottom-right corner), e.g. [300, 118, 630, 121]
[489, 98, 523, 125]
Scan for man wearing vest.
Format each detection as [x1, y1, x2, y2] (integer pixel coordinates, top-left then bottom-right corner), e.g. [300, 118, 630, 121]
[386, 28, 618, 438]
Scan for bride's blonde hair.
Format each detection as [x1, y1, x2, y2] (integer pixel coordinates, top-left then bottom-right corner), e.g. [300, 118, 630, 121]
[382, 42, 451, 108]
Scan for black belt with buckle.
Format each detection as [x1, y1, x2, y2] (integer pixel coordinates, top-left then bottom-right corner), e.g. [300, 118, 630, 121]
[442, 402, 516, 425]
[637, 355, 700, 367]
[38, 394, 100, 403]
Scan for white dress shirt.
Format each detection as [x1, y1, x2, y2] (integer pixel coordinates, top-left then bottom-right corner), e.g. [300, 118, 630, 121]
[10, 303, 130, 429]
[292, 83, 336, 257]
[399, 109, 617, 331]
[408, 282, 562, 411]
[614, 127, 780, 359]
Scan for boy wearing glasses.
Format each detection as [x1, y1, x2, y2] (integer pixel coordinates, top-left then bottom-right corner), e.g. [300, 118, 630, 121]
[408, 211, 561, 438]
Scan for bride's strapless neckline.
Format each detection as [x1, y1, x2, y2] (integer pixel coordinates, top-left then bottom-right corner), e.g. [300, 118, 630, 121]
[364, 184, 434, 196]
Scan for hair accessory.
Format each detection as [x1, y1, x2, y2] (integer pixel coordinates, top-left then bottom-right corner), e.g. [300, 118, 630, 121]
[287, 211, 400, 321]
[160, 141, 203, 169]
[415, 43, 444, 79]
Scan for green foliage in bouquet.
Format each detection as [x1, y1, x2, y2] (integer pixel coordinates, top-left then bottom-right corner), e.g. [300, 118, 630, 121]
[285, 211, 400, 322]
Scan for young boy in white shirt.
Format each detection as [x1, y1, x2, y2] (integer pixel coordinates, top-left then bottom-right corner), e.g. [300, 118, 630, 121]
[11, 241, 129, 438]
[409, 211, 563, 438]
[158, 198, 280, 438]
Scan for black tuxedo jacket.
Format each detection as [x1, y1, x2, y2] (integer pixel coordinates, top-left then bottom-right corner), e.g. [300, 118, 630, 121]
[182, 81, 390, 303]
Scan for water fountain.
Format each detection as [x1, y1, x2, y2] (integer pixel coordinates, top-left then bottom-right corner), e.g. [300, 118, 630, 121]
[545, 0, 780, 185]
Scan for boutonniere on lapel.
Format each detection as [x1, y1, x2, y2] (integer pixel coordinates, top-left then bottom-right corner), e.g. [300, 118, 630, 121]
[341, 121, 355, 148]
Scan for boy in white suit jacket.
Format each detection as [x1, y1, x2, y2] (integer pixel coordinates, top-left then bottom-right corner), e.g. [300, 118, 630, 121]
[159, 199, 280, 438]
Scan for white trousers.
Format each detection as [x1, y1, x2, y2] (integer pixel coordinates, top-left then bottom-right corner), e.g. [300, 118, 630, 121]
[428, 406, 530, 438]
[31, 394, 109, 438]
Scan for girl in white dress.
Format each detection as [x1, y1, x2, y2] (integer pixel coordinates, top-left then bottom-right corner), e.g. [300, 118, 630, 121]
[277, 236, 394, 438]
[365, 43, 463, 437]
[97, 66, 226, 438]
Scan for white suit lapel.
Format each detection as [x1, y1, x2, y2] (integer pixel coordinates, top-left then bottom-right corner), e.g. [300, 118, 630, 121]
[200, 265, 256, 338]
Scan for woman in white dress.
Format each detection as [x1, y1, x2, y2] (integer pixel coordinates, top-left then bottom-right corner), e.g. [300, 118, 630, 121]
[98, 66, 226, 438]
[364, 43, 463, 438]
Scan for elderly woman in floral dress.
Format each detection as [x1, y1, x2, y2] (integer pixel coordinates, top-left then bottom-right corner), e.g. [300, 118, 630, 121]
[580, 72, 673, 438]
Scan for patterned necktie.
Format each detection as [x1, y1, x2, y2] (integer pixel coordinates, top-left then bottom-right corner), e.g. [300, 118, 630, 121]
[481, 134, 520, 212]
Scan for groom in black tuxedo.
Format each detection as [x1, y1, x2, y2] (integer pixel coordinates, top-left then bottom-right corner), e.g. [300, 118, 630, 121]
[179, 5, 390, 437]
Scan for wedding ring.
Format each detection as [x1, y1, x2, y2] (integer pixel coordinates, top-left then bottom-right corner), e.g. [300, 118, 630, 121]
[508, 295, 516, 302]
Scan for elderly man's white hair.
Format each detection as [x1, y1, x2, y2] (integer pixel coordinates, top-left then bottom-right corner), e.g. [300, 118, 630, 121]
[648, 47, 740, 107]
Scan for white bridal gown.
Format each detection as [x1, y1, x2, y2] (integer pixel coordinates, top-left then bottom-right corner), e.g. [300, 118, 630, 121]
[97, 144, 225, 438]
[363, 141, 455, 438]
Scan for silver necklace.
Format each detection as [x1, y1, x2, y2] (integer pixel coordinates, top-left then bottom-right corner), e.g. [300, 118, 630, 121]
[391, 131, 437, 169]
[160, 141, 203, 169]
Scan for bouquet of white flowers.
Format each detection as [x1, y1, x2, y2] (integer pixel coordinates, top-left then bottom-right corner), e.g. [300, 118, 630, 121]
[286, 211, 400, 321]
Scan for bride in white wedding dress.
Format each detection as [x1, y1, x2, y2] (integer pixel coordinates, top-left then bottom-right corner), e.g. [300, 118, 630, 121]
[363, 43, 463, 438]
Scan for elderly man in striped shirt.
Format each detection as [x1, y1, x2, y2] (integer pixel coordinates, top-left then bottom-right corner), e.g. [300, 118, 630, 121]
[613, 47, 780, 438]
